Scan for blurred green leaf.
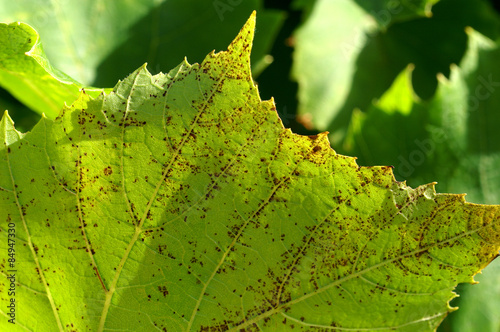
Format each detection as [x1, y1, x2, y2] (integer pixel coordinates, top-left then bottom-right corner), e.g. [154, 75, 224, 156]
[0, 0, 163, 85]
[292, 0, 379, 132]
[352, 0, 437, 26]
[0, 22, 105, 119]
[94, 0, 285, 87]
[292, 0, 500, 143]
[447, 258, 500, 332]
[291, 0, 438, 133]
[342, 64, 430, 176]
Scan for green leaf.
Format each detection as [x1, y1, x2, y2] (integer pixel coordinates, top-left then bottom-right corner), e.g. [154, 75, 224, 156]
[292, 0, 500, 140]
[0, 22, 105, 119]
[1, 13, 500, 331]
[291, 0, 438, 133]
[292, 0, 379, 132]
[342, 64, 429, 177]
[349, 0, 438, 26]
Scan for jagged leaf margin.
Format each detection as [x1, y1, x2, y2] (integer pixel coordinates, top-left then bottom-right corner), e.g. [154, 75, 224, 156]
[0, 12, 499, 332]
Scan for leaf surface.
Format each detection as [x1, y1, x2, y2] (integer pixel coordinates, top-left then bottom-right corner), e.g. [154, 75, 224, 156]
[1, 13, 500, 332]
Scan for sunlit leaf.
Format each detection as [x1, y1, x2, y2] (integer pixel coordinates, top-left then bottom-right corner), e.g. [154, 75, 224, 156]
[1, 13, 499, 332]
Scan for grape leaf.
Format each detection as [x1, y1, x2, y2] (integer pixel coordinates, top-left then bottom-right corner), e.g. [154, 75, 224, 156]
[1, 13, 500, 331]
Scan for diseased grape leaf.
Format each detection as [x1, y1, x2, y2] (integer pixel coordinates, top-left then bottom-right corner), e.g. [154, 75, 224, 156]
[1, 13, 500, 331]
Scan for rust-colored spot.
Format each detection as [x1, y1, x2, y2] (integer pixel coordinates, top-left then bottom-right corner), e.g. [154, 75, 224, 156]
[103, 166, 113, 176]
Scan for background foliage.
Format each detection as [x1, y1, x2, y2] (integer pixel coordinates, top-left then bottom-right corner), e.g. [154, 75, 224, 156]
[1, 0, 499, 330]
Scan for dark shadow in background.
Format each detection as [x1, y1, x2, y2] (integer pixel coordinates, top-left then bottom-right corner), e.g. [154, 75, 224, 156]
[0, 87, 41, 132]
[258, 0, 318, 136]
[94, 0, 285, 88]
